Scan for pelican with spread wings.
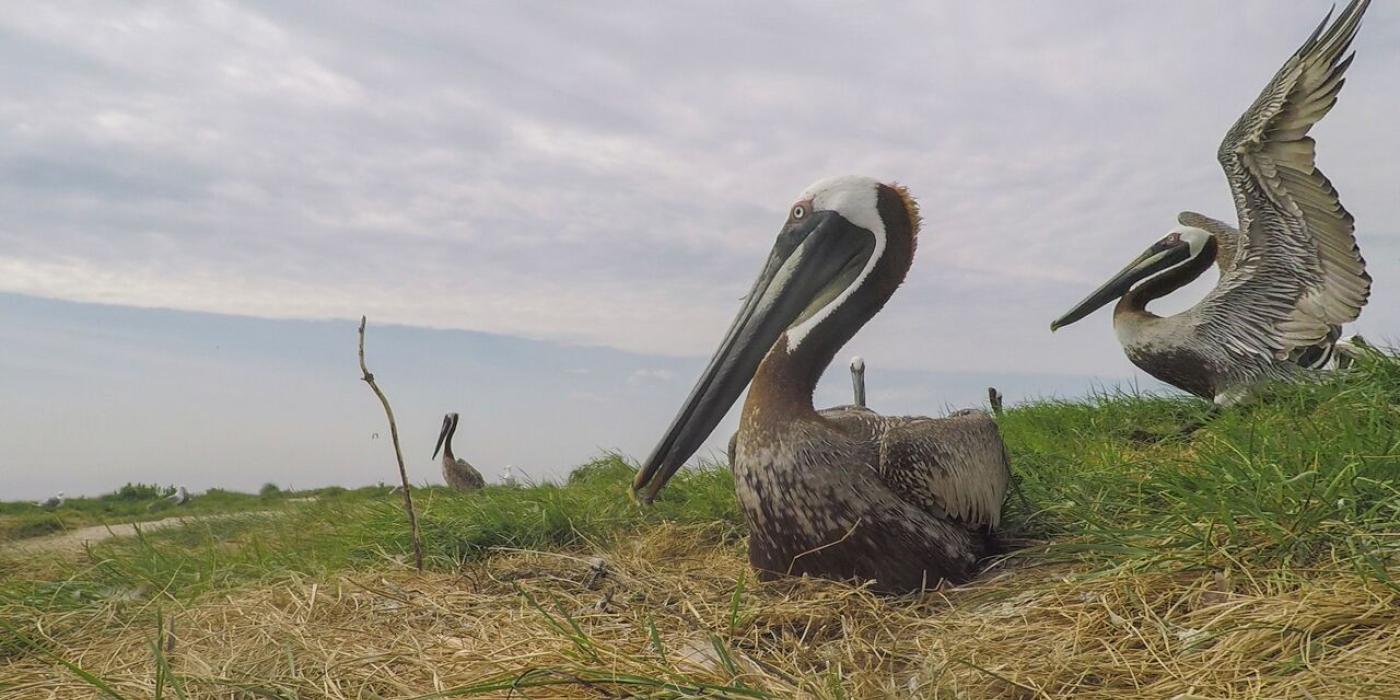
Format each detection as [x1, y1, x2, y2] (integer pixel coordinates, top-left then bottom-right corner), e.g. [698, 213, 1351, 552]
[1052, 0, 1373, 405]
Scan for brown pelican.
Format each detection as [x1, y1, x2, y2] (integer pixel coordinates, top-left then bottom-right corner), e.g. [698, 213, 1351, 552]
[40, 492, 64, 510]
[635, 176, 1010, 593]
[849, 355, 867, 408]
[1051, 0, 1373, 405]
[431, 412, 485, 491]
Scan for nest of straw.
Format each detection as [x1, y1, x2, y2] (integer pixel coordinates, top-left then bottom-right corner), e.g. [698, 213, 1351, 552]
[4, 523, 1398, 699]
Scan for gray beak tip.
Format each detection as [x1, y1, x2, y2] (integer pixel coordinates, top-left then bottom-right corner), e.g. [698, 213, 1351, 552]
[629, 484, 656, 506]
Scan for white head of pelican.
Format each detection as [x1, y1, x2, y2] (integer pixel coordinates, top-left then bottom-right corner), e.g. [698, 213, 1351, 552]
[849, 355, 867, 408]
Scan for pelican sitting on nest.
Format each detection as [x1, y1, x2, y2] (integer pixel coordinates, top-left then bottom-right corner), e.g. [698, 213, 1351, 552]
[432, 412, 485, 491]
[1051, 0, 1373, 406]
[636, 176, 1010, 594]
[40, 492, 64, 511]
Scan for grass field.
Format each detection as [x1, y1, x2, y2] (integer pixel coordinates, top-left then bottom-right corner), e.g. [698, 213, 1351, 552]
[0, 483, 369, 543]
[2, 354, 1399, 698]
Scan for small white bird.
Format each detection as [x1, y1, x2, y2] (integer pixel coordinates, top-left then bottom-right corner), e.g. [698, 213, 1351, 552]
[40, 492, 65, 510]
[501, 465, 519, 488]
[166, 485, 190, 506]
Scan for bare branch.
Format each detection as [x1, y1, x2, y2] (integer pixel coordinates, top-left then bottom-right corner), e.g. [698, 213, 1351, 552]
[358, 315, 424, 572]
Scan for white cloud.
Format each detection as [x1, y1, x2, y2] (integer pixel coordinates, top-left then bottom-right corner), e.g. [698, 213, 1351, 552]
[627, 369, 676, 387]
[2, 0, 1397, 381]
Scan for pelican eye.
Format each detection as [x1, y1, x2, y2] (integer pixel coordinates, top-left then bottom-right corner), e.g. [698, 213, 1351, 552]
[791, 205, 806, 220]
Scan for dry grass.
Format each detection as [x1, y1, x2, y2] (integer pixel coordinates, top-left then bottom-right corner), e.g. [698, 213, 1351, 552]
[10, 357, 1400, 698]
[4, 523, 1397, 699]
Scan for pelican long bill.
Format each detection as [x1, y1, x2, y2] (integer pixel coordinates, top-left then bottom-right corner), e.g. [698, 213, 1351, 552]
[431, 414, 453, 460]
[1050, 239, 1191, 331]
[632, 210, 876, 502]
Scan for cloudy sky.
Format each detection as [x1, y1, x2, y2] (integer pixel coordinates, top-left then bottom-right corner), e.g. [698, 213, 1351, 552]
[2, 2, 1397, 499]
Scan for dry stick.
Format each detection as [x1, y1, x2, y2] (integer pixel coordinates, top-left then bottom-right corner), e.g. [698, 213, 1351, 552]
[357, 315, 424, 572]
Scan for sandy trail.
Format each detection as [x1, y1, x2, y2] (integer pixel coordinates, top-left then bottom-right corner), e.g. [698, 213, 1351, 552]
[1, 511, 276, 556]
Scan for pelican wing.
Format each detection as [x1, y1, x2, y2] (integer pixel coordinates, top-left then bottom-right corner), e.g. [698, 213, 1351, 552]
[1197, 0, 1371, 361]
[872, 411, 1009, 528]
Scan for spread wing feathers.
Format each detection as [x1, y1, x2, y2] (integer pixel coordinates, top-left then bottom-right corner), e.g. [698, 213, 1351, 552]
[872, 411, 1010, 528]
[1198, 0, 1371, 362]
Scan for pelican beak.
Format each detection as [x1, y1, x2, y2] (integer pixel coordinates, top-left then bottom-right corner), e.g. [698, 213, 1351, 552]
[431, 415, 452, 460]
[850, 358, 866, 407]
[1050, 241, 1189, 331]
[632, 210, 877, 502]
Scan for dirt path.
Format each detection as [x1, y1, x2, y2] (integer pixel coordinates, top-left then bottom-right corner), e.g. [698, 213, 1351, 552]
[2, 511, 276, 556]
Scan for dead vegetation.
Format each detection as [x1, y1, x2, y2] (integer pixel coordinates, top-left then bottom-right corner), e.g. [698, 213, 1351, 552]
[3, 523, 1397, 699]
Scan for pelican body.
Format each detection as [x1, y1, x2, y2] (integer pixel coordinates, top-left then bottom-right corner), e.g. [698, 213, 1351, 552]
[432, 413, 485, 491]
[1051, 0, 1372, 405]
[635, 176, 1010, 594]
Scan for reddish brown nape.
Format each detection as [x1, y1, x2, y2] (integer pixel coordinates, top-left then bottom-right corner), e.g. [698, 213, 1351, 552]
[888, 183, 922, 252]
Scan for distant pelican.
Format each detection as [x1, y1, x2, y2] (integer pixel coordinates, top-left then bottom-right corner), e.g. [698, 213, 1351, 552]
[1052, 0, 1373, 405]
[849, 355, 867, 408]
[987, 387, 1004, 416]
[501, 465, 519, 488]
[432, 412, 485, 491]
[40, 492, 64, 510]
[635, 176, 1010, 593]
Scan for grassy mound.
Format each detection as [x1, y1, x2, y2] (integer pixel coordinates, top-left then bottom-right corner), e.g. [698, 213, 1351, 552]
[0, 483, 366, 543]
[2, 354, 1398, 698]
